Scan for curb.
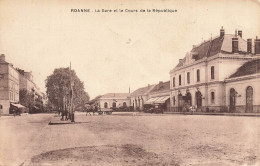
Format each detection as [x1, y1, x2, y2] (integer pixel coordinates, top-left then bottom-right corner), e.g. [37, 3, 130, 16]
[164, 112, 260, 117]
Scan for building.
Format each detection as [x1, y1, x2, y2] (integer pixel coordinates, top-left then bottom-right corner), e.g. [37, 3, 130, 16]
[130, 84, 156, 110]
[169, 27, 260, 113]
[99, 93, 130, 109]
[0, 54, 20, 114]
[225, 59, 260, 112]
[144, 81, 171, 111]
[17, 69, 42, 99]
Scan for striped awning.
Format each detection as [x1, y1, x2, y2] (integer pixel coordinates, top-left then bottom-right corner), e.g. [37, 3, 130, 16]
[154, 96, 170, 104]
[11, 103, 25, 108]
[144, 97, 160, 105]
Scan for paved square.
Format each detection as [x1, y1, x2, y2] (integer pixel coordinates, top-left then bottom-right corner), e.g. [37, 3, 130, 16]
[0, 113, 259, 165]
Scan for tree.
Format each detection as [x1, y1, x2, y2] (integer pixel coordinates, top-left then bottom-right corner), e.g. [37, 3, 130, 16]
[45, 67, 89, 112]
[19, 89, 35, 111]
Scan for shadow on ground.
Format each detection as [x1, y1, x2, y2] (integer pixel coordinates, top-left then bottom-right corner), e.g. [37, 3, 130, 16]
[20, 144, 179, 166]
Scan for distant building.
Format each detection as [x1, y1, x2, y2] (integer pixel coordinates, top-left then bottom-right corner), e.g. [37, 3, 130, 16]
[145, 81, 171, 111]
[130, 84, 156, 110]
[99, 93, 130, 109]
[169, 27, 260, 112]
[17, 69, 42, 99]
[0, 54, 20, 114]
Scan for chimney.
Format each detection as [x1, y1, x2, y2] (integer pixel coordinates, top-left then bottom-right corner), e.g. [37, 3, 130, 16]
[220, 26, 225, 38]
[0, 54, 5, 61]
[157, 81, 163, 90]
[255, 36, 260, 55]
[232, 37, 239, 53]
[179, 59, 182, 63]
[238, 30, 242, 38]
[247, 39, 252, 54]
[192, 45, 196, 49]
[147, 84, 150, 88]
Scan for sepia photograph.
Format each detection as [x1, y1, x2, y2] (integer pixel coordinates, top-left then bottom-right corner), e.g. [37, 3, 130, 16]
[0, 0, 260, 165]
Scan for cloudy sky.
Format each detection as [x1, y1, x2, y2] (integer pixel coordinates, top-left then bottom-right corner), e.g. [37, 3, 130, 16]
[0, 0, 259, 99]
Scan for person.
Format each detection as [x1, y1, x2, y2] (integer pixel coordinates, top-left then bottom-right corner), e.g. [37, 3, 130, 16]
[64, 109, 68, 120]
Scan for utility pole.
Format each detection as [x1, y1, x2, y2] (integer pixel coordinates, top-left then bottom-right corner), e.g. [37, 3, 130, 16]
[70, 62, 75, 122]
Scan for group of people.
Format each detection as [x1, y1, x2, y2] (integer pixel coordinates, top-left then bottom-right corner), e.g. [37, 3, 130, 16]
[182, 105, 197, 113]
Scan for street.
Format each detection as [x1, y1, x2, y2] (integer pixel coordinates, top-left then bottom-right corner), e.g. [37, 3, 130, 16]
[0, 113, 259, 166]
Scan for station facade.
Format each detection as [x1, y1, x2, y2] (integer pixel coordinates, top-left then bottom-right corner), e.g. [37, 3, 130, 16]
[169, 28, 260, 113]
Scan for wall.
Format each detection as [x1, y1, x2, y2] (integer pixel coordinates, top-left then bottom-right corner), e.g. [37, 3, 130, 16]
[130, 95, 148, 110]
[99, 98, 130, 109]
[225, 76, 260, 113]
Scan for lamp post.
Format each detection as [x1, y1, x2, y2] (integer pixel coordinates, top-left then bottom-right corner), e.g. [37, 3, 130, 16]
[70, 62, 75, 122]
[71, 81, 75, 122]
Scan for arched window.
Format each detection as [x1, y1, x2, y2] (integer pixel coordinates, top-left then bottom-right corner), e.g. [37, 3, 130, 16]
[112, 102, 116, 108]
[211, 91, 215, 103]
[197, 69, 200, 82]
[104, 102, 108, 108]
[123, 102, 127, 107]
[187, 72, 190, 84]
[195, 91, 202, 107]
[211, 66, 215, 80]
[230, 88, 236, 112]
[246, 86, 253, 112]
[179, 75, 182, 86]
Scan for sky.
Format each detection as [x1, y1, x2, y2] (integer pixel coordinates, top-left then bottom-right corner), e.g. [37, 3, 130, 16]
[0, 0, 260, 99]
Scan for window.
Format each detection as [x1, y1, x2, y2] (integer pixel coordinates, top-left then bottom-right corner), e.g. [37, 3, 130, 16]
[197, 69, 200, 82]
[173, 96, 176, 105]
[187, 72, 190, 84]
[0, 104, 2, 109]
[112, 102, 116, 108]
[123, 102, 127, 107]
[104, 102, 108, 108]
[211, 91, 215, 103]
[211, 66, 215, 80]
[172, 77, 175, 87]
[179, 75, 182, 86]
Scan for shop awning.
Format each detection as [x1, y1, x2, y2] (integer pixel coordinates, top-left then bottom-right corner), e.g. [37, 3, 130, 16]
[154, 96, 170, 104]
[11, 103, 25, 108]
[33, 106, 40, 110]
[144, 97, 160, 105]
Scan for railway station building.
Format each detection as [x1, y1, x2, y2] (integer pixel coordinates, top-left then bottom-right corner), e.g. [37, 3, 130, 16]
[169, 27, 260, 113]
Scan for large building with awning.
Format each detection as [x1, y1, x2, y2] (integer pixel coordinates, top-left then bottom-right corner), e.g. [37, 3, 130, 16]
[130, 84, 156, 110]
[0, 54, 20, 114]
[144, 81, 171, 112]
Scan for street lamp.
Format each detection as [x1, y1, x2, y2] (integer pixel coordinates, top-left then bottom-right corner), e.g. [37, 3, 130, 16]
[71, 81, 75, 122]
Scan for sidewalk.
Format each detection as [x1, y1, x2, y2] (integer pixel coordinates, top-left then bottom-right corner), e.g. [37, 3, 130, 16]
[164, 111, 260, 117]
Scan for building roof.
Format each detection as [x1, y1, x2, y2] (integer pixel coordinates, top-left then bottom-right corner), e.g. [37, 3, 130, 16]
[149, 81, 170, 93]
[88, 95, 103, 104]
[175, 34, 248, 68]
[229, 59, 260, 78]
[130, 84, 156, 97]
[100, 93, 130, 99]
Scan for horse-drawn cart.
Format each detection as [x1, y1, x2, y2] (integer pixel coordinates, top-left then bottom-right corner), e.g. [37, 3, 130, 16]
[86, 107, 113, 115]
